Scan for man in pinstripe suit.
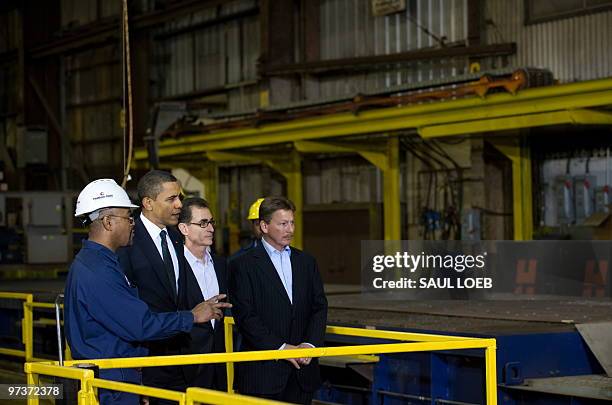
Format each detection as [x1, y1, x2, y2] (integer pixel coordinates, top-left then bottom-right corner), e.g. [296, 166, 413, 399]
[229, 196, 328, 404]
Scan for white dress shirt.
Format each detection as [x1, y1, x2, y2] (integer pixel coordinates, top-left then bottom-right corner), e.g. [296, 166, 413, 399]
[261, 237, 313, 350]
[261, 237, 293, 303]
[184, 246, 220, 327]
[140, 213, 180, 291]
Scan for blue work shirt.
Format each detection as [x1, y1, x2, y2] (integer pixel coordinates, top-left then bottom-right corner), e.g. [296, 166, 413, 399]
[64, 240, 194, 403]
[228, 239, 259, 264]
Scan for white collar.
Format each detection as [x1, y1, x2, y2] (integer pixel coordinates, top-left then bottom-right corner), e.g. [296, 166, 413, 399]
[184, 245, 212, 266]
[261, 236, 291, 255]
[140, 212, 167, 241]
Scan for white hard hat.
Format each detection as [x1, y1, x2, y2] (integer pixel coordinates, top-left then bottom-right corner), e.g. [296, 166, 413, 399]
[75, 178, 138, 219]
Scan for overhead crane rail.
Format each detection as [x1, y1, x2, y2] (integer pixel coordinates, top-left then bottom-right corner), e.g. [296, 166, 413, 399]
[156, 68, 554, 140]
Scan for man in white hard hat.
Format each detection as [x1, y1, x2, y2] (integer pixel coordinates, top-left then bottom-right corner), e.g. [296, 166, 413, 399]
[64, 179, 231, 405]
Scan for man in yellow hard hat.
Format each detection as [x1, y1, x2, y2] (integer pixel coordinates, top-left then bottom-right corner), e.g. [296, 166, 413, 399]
[247, 198, 264, 240]
[229, 198, 264, 262]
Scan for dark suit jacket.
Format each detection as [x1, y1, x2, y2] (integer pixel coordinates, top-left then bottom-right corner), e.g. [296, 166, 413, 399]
[181, 251, 228, 390]
[117, 216, 192, 389]
[228, 242, 328, 395]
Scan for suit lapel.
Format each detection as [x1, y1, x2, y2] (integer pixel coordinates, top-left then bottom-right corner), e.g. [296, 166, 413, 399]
[212, 254, 227, 294]
[134, 218, 177, 301]
[290, 248, 305, 310]
[252, 243, 292, 306]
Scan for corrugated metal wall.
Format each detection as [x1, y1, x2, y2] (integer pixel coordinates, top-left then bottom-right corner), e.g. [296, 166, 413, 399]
[61, 0, 121, 27]
[151, 0, 260, 111]
[485, 0, 612, 82]
[65, 45, 123, 174]
[0, 10, 19, 115]
[304, 157, 379, 205]
[312, 0, 469, 99]
[0, 9, 19, 52]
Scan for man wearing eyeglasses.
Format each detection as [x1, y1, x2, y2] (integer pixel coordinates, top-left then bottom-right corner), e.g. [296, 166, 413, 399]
[118, 171, 227, 402]
[177, 197, 229, 391]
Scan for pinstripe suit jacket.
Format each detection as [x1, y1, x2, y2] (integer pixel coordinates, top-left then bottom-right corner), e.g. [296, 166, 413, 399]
[228, 241, 328, 395]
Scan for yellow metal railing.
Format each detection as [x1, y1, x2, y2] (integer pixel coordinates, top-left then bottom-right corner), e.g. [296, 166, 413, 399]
[25, 362, 95, 405]
[0, 292, 33, 361]
[0, 293, 72, 362]
[24, 362, 288, 405]
[8, 295, 498, 404]
[224, 317, 497, 404]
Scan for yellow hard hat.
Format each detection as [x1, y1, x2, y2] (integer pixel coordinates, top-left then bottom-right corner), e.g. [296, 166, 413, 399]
[247, 198, 265, 220]
[247, 198, 263, 220]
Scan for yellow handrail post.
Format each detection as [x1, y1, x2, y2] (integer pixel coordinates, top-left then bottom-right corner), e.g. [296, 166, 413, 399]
[185, 390, 195, 405]
[22, 294, 34, 361]
[24, 362, 40, 405]
[224, 317, 235, 394]
[78, 369, 96, 405]
[485, 340, 498, 405]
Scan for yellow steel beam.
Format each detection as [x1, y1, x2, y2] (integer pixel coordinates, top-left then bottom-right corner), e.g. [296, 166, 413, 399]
[133, 79, 612, 160]
[383, 137, 401, 240]
[294, 140, 386, 155]
[360, 150, 388, 171]
[419, 108, 612, 138]
[206, 151, 262, 163]
[294, 140, 357, 154]
[569, 108, 612, 124]
[489, 137, 533, 240]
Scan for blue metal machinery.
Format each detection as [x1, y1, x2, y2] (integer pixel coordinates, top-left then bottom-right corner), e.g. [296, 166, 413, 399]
[317, 297, 612, 405]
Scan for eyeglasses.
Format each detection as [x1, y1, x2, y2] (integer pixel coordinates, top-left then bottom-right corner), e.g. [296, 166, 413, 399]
[188, 219, 216, 228]
[104, 215, 135, 225]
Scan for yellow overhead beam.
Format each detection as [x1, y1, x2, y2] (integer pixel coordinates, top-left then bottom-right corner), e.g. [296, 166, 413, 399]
[419, 108, 612, 138]
[294, 140, 358, 154]
[206, 151, 263, 163]
[294, 140, 386, 154]
[134, 78, 612, 160]
[294, 139, 389, 171]
[567, 108, 612, 124]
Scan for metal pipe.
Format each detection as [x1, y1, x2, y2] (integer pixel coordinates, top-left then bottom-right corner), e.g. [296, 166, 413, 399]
[55, 294, 64, 366]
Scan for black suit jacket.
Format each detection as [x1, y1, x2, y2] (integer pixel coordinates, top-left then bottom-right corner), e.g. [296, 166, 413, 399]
[117, 216, 191, 388]
[228, 242, 328, 395]
[181, 251, 228, 390]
